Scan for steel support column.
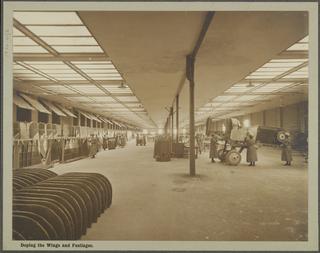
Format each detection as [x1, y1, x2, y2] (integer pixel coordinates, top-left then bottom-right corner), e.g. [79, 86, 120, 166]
[187, 55, 196, 176]
[170, 107, 174, 141]
[176, 95, 179, 143]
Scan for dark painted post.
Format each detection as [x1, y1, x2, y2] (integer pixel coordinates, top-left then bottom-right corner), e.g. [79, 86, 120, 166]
[186, 55, 196, 176]
[176, 95, 179, 143]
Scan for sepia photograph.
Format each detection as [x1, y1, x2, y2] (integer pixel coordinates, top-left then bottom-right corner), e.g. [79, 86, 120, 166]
[1, 1, 318, 251]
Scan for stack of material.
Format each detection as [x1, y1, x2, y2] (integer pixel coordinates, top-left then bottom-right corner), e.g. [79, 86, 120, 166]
[153, 136, 171, 162]
[12, 169, 112, 240]
[107, 137, 117, 150]
[171, 143, 184, 158]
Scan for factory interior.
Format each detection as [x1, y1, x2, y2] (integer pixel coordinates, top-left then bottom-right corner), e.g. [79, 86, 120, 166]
[10, 11, 310, 242]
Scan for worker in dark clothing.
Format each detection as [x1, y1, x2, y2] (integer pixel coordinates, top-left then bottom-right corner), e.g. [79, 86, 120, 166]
[281, 132, 292, 166]
[245, 133, 257, 166]
[209, 134, 218, 162]
[89, 134, 98, 158]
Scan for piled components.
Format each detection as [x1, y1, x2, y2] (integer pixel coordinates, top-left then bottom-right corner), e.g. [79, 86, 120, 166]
[153, 136, 171, 161]
[13, 169, 112, 240]
[106, 137, 117, 150]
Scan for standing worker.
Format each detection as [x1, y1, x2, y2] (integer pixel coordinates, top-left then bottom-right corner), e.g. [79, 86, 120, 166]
[245, 132, 257, 166]
[89, 134, 98, 158]
[209, 134, 218, 163]
[281, 132, 292, 166]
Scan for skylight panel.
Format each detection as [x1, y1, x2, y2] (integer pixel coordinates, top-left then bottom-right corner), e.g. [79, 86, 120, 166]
[91, 96, 115, 102]
[131, 108, 145, 112]
[270, 59, 307, 63]
[41, 85, 77, 94]
[72, 65, 116, 69]
[71, 61, 112, 65]
[13, 46, 49, 53]
[13, 69, 36, 74]
[125, 103, 143, 108]
[204, 102, 221, 107]
[116, 96, 139, 102]
[35, 69, 78, 74]
[13, 37, 38, 46]
[212, 95, 236, 102]
[15, 76, 49, 80]
[282, 73, 308, 79]
[29, 64, 73, 70]
[262, 62, 303, 68]
[26, 26, 91, 36]
[50, 74, 86, 80]
[52, 46, 103, 53]
[69, 85, 104, 94]
[287, 43, 308, 51]
[14, 12, 83, 25]
[234, 95, 261, 101]
[223, 102, 243, 106]
[83, 69, 119, 74]
[299, 36, 308, 43]
[40, 37, 98, 46]
[104, 87, 132, 94]
[67, 97, 93, 102]
[253, 83, 292, 92]
[199, 108, 212, 111]
[91, 76, 123, 81]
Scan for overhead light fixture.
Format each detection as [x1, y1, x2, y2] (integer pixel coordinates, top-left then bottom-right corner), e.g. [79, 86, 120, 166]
[118, 82, 127, 89]
[246, 81, 255, 88]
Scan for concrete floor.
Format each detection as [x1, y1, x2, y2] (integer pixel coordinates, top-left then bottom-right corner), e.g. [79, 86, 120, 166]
[51, 140, 308, 241]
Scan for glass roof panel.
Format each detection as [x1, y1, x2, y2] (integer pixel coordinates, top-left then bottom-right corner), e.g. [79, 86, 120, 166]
[73, 65, 116, 69]
[71, 61, 112, 65]
[54, 76, 86, 80]
[67, 97, 93, 102]
[13, 69, 36, 74]
[41, 37, 98, 46]
[125, 103, 143, 108]
[204, 102, 221, 107]
[90, 77, 123, 81]
[262, 62, 303, 68]
[282, 73, 308, 79]
[34, 69, 78, 74]
[52, 46, 103, 53]
[91, 96, 115, 102]
[48, 73, 84, 78]
[234, 95, 261, 101]
[13, 46, 49, 53]
[14, 12, 82, 25]
[299, 36, 308, 43]
[13, 28, 24, 36]
[23, 61, 64, 65]
[69, 85, 104, 94]
[15, 76, 49, 80]
[116, 96, 139, 102]
[26, 26, 91, 36]
[270, 59, 307, 63]
[13, 37, 38, 46]
[287, 43, 308, 51]
[41, 85, 77, 94]
[212, 95, 236, 102]
[82, 69, 119, 74]
[28, 64, 73, 70]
